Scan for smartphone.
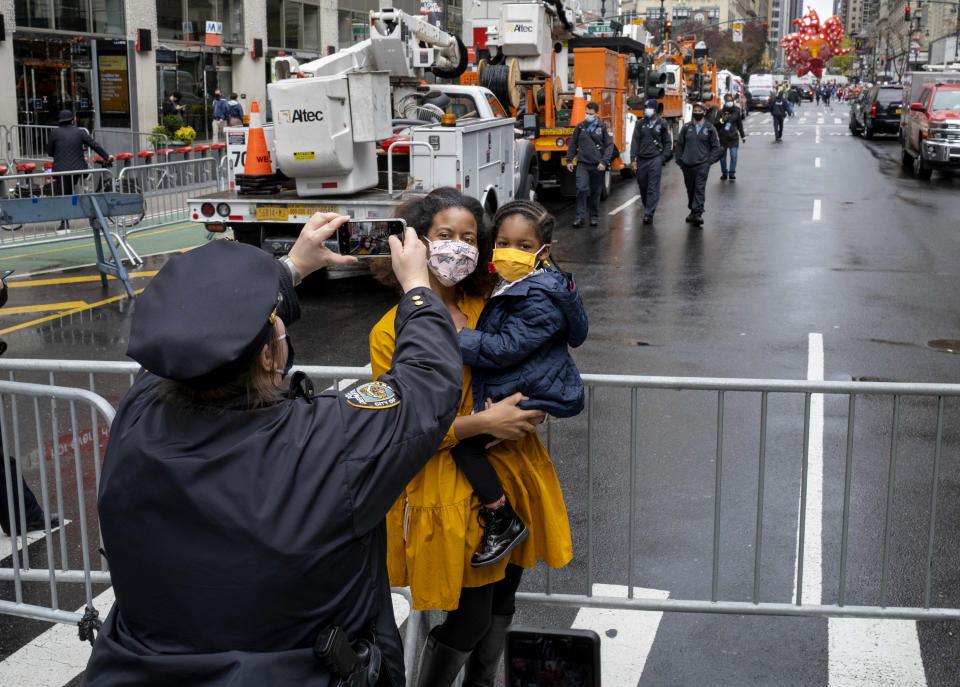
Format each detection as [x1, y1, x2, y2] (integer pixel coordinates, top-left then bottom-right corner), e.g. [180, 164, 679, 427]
[337, 219, 406, 257]
[0, 270, 14, 281]
[505, 626, 601, 686]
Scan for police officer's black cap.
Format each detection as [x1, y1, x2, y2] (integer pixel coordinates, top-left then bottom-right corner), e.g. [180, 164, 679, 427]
[58, 110, 74, 124]
[128, 240, 284, 388]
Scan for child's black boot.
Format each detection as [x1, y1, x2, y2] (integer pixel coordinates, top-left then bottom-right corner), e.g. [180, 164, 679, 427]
[472, 498, 528, 567]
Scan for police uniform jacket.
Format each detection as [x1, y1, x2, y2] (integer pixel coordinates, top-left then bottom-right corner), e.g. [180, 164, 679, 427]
[45, 124, 109, 173]
[630, 116, 673, 162]
[675, 120, 723, 167]
[768, 96, 789, 118]
[567, 119, 615, 167]
[85, 284, 463, 686]
[459, 266, 588, 418]
[371, 293, 573, 611]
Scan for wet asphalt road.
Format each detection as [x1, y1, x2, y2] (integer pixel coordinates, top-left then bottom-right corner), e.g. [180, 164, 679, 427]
[2, 103, 960, 686]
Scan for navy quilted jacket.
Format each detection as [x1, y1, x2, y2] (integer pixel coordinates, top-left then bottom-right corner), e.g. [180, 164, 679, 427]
[459, 266, 588, 418]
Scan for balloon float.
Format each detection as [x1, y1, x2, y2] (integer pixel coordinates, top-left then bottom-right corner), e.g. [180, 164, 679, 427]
[780, 9, 850, 79]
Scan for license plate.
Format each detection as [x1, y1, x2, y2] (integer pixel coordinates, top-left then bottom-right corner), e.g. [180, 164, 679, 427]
[895, 108, 902, 114]
[256, 206, 288, 221]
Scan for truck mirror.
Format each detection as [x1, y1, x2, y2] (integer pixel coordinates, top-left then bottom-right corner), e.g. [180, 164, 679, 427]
[522, 113, 540, 139]
[910, 102, 924, 111]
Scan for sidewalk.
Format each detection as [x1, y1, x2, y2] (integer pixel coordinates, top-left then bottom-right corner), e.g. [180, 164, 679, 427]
[0, 221, 209, 276]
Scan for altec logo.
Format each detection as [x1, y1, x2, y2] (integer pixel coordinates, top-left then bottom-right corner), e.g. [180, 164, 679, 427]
[279, 109, 325, 123]
[508, 23, 534, 32]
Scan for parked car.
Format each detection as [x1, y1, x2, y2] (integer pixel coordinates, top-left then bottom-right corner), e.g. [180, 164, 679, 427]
[849, 85, 903, 138]
[900, 75, 960, 179]
[749, 87, 774, 111]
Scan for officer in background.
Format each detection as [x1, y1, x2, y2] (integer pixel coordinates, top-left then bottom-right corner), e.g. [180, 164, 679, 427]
[84, 215, 463, 687]
[630, 98, 673, 225]
[46, 110, 113, 196]
[566, 101, 615, 227]
[675, 101, 723, 227]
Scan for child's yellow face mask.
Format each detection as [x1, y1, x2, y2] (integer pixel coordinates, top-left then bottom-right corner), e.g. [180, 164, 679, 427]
[491, 246, 545, 282]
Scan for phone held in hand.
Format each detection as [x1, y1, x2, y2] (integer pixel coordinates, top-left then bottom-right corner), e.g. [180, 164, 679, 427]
[0, 270, 14, 281]
[505, 626, 601, 686]
[337, 219, 406, 258]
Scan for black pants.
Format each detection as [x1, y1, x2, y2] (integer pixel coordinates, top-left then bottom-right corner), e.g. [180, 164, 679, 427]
[432, 564, 524, 651]
[0, 456, 45, 535]
[575, 164, 603, 221]
[450, 434, 503, 505]
[773, 116, 784, 140]
[681, 163, 709, 215]
[635, 157, 663, 215]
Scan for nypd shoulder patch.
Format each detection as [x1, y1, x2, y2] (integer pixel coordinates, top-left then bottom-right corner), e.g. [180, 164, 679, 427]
[345, 381, 400, 409]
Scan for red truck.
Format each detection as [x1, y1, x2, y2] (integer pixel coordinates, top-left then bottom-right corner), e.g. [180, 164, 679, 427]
[900, 71, 960, 179]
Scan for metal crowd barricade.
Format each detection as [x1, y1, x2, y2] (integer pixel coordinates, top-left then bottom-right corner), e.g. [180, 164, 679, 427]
[2, 124, 92, 166]
[0, 379, 115, 630]
[115, 156, 223, 239]
[2, 360, 959, 682]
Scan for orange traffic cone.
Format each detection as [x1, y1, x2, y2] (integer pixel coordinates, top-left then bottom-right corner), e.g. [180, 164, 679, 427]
[237, 101, 279, 194]
[570, 81, 586, 126]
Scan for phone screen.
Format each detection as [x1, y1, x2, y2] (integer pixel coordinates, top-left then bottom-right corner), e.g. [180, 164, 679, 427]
[0, 270, 14, 281]
[337, 219, 406, 257]
[505, 627, 601, 686]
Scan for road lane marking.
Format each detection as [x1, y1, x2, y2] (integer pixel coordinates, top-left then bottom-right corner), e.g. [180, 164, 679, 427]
[795, 333, 824, 605]
[813, 200, 822, 221]
[572, 583, 669, 686]
[815, 157, 821, 168]
[834, 118, 842, 124]
[0, 521, 69, 559]
[829, 618, 926, 685]
[6, 272, 158, 288]
[817, 114, 825, 124]
[0, 224, 200, 263]
[608, 195, 641, 216]
[0, 302, 89, 315]
[816, 125, 821, 143]
[0, 290, 145, 336]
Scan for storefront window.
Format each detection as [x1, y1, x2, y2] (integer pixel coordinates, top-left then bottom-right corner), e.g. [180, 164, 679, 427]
[339, 9, 369, 49]
[16, 0, 125, 33]
[284, 1, 300, 50]
[303, 5, 320, 52]
[57, 0, 89, 32]
[267, 2, 282, 48]
[15, 0, 56, 30]
[159, 1, 242, 44]
[14, 35, 95, 130]
[221, 0, 244, 45]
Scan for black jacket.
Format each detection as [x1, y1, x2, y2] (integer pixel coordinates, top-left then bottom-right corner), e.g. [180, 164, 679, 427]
[630, 116, 673, 162]
[675, 119, 723, 167]
[45, 124, 109, 172]
[567, 119, 615, 167]
[85, 282, 463, 687]
[769, 96, 789, 118]
[717, 105, 746, 148]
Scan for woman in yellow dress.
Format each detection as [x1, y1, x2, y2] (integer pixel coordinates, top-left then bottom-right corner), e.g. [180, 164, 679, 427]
[368, 188, 573, 686]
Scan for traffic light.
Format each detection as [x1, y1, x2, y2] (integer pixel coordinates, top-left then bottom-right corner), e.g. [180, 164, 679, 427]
[645, 69, 666, 100]
[688, 72, 704, 101]
[904, 6, 911, 22]
[664, 20, 672, 40]
[762, 21, 769, 40]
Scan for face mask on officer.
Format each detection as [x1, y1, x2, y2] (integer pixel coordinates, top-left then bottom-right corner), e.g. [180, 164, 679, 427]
[426, 239, 479, 287]
[584, 112, 597, 123]
[275, 331, 295, 379]
[644, 108, 655, 118]
[692, 110, 705, 121]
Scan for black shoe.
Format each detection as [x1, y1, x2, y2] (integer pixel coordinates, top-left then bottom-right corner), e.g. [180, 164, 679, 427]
[685, 212, 697, 223]
[572, 218, 584, 228]
[642, 214, 653, 224]
[589, 218, 599, 226]
[720, 174, 728, 180]
[25, 513, 60, 532]
[471, 498, 529, 568]
[729, 173, 736, 181]
[692, 214, 704, 227]
[416, 630, 471, 687]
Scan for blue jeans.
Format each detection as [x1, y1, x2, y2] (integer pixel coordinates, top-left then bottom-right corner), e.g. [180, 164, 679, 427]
[720, 146, 738, 175]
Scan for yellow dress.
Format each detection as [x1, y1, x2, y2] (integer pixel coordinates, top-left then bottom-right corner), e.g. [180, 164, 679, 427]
[369, 292, 573, 611]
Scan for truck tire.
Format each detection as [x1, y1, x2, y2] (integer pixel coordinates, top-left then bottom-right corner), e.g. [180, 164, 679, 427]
[913, 153, 932, 180]
[863, 125, 874, 140]
[517, 159, 539, 202]
[599, 169, 612, 200]
[901, 148, 913, 171]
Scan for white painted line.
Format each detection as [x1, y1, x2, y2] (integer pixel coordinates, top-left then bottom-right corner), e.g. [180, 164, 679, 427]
[608, 194, 641, 216]
[834, 118, 842, 125]
[815, 157, 821, 168]
[572, 583, 669, 686]
[0, 587, 114, 687]
[0, 522, 68, 560]
[829, 618, 926, 686]
[812, 199, 822, 221]
[817, 114, 825, 124]
[816, 125, 821, 143]
[793, 333, 824, 605]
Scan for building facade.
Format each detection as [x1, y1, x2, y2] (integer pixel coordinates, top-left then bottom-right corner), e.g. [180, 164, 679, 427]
[1, 0, 429, 153]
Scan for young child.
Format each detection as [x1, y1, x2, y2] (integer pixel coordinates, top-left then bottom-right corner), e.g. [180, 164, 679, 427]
[453, 199, 588, 567]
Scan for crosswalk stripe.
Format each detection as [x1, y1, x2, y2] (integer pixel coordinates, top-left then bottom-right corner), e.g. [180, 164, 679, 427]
[829, 618, 926, 686]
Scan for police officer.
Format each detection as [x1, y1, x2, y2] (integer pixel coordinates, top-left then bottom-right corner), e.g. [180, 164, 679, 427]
[630, 98, 673, 225]
[566, 101, 615, 227]
[84, 215, 464, 687]
[46, 110, 113, 196]
[675, 101, 723, 227]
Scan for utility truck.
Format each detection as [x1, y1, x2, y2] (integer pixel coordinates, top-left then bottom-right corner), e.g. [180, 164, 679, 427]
[188, 7, 537, 256]
[899, 70, 960, 179]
